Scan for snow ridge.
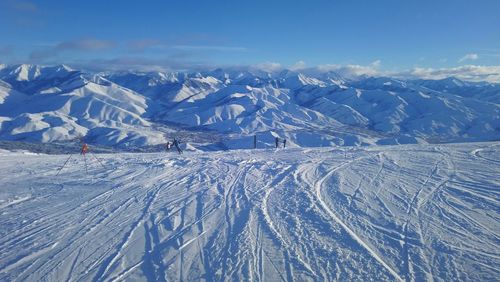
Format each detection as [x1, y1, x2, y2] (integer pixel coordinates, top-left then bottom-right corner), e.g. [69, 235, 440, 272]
[0, 64, 498, 149]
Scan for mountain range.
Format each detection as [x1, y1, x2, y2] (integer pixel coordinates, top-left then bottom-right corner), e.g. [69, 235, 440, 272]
[0, 64, 498, 149]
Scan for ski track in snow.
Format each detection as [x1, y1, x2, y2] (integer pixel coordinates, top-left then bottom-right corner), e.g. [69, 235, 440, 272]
[0, 142, 499, 281]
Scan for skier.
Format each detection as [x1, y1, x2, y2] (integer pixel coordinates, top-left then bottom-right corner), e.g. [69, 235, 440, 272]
[275, 137, 279, 148]
[80, 143, 89, 173]
[283, 139, 286, 148]
[173, 138, 183, 154]
[81, 143, 89, 155]
[165, 141, 171, 151]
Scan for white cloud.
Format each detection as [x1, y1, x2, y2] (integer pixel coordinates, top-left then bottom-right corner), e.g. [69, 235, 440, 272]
[290, 60, 307, 70]
[309, 59, 500, 83]
[399, 65, 500, 83]
[370, 59, 381, 68]
[315, 60, 382, 78]
[458, 53, 479, 63]
[310, 61, 500, 83]
[252, 61, 282, 72]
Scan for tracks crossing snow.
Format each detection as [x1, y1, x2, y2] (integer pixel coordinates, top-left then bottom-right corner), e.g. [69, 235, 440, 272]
[0, 143, 499, 281]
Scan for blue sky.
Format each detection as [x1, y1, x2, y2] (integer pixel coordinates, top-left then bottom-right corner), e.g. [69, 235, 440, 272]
[1, 0, 499, 75]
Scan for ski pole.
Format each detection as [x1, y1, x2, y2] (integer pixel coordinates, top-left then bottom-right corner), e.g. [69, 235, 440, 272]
[90, 152, 107, 170]
[83, 154, 88, 174]
[56, 154, 73, 176]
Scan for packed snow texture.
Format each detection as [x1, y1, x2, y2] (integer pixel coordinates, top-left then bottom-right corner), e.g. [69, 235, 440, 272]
[0, 64, 498, 148]
[0, 142, 498, 281]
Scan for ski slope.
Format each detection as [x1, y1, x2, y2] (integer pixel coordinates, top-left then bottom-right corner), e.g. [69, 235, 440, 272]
[0, 142, 499, 281]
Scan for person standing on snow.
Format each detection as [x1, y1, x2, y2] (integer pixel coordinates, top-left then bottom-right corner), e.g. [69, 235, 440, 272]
[283, 139, 286, 148]
[173, 138, 183, 154]
[81, 143, 89, 155]
[275, 137, 279, 148]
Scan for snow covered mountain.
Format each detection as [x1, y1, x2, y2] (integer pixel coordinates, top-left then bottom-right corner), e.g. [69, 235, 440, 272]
[0, 64, 164, 147]
[0, 64, 498, 148]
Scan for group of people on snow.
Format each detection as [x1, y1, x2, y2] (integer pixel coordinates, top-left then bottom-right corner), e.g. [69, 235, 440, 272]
[275, 137, 286, 148]
[165, 138, 183, 154]
[165, 136, 287, 154]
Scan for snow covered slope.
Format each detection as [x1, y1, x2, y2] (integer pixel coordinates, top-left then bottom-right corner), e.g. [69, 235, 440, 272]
[0, 64, 498, 148]
[0, 65, 165, 147]
[0, 142, 498, 281]
[109, 69, 500, 146]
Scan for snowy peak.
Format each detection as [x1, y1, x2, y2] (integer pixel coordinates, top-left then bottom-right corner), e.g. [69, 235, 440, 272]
[0, 64, 82, 95]
[0, 65, 166, 146]
[204, 69, 275, 86]
[438, 77, 468, 87]
[0, 64, 498, 148]
[349, 76, 409, 91]
[207, 68, 231, 82]
[281, 73, 327, 89]
[9, 64, 42, 81]
[0, 64, 74, 82]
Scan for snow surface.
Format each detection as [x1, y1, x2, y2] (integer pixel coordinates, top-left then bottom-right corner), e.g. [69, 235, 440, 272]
[0, 142, 498, 281]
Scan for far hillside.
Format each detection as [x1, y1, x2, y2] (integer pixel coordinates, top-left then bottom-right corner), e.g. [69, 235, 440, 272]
[0, 64, 498, 150]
